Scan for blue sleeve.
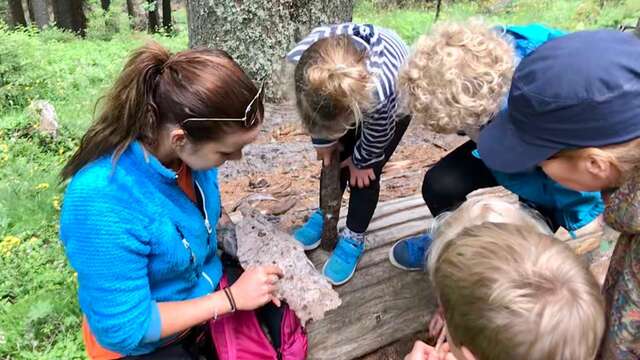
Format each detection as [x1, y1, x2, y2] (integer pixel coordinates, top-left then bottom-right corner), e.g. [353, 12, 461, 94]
[141, 303, 162, 343]
[474, 149, 603, 231]
[60, 184, 158, 354]
[504, 24, 566, 58]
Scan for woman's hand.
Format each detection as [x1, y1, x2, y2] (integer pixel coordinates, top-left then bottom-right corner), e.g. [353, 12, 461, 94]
[230, 265, 283, 310]
[341, 157, 375, 188]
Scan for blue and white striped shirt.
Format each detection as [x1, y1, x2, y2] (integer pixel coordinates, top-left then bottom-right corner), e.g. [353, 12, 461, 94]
[287, 23, 409, 168]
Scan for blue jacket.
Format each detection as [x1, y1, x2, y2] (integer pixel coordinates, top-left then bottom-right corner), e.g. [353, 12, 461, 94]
[476, 24, 604, 233]
[60, 141, 222, 355]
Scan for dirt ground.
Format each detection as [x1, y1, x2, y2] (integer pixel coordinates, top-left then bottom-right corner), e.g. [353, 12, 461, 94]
[218, 102, 465, 230]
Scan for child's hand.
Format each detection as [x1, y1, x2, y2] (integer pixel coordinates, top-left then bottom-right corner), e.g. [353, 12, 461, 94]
[404, 341, 458, 360]
[315, 143, 342, 166]
[341, 157, 376, 188]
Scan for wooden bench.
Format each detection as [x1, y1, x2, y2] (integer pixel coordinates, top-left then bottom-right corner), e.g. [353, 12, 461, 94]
[305, 195, 436, 360]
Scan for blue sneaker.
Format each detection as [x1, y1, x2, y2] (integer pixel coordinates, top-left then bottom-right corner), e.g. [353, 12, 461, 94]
[389, 234, 432, 271]
[293, 210, 323, 250]
[322, 234, 365, 286]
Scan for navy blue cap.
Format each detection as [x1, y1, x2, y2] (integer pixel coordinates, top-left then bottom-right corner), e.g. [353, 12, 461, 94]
[478, 30, 640, 173]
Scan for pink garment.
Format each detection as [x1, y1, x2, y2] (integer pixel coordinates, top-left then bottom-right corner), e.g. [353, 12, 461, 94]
[210, 275, 308, 360]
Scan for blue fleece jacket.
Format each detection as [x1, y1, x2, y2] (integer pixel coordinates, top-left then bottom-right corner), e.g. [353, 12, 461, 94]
[59, 141, 223, 356]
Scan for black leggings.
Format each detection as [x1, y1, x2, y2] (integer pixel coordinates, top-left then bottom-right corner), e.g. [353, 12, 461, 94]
[422, 140, 559, 230]
[336, 115, 411, 233]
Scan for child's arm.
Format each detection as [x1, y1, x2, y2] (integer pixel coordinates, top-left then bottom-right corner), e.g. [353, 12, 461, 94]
[351, 100, 395, 169]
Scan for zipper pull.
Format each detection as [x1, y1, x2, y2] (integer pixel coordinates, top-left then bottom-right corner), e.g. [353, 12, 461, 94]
[182, 238, 197, 265]
[204, 219, 212, 234]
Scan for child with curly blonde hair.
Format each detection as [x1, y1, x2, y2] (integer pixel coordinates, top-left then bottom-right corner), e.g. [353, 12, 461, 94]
[286, 24, 410, 285]
[400, 20, 515, 138]
[389, 20, 604, 272]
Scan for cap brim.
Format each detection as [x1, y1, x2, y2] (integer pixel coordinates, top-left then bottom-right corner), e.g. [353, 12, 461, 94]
[477, 111, 559, 173]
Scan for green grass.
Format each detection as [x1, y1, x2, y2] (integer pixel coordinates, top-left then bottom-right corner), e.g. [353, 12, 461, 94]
[354, 0, 639, 43]
[0, 0, 636, 358]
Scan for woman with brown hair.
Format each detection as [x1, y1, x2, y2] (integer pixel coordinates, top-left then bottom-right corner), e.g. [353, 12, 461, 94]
[59, 42, 286, 359]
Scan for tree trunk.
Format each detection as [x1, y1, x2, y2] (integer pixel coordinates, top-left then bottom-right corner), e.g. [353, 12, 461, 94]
[147, 0, 159, 33]
[126, 0, 135, 17]
[125, 0, 137, 28]
[53, 0, 85, 35]
[52, 0, 71, 30]
[101, 0, 110, 11]
[70, 0, 86, 35]
[26, 0, 35, 23]
[162, 0, 171, 33]
[8, 0, 28, 27]
[29, 0, 49, 28]
[187, 0, 356, 100]
[320, 151, 341, 251]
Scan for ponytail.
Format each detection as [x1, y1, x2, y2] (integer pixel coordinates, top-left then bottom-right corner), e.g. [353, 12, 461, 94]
[294, 35, 374, 139]
[61, 41, 170, 180]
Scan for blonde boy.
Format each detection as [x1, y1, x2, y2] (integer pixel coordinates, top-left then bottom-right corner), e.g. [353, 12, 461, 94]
[406, 196, 605, 360]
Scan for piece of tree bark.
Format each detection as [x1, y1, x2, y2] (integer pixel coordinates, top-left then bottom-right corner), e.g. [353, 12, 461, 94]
[161, 0, 171, 33]
[147, 0, 159, 33]
[235, 204, 341, 324]
[187, 0, 355, 100]
[320, 151, 341, 251]
[28, 0, 49, 28]
[8, 0, 28, 27]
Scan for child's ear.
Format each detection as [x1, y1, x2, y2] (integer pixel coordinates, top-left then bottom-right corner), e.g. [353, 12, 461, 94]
[585, 153, 613, 181]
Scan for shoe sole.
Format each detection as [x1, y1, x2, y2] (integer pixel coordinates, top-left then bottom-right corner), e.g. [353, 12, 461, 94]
[322, 258, 359, 286]
[301, 239, 321, 251]
[388, 243, 422, 271]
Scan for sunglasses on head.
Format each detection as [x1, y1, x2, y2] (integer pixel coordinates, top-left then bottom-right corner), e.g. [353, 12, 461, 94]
[182, 81, 265, 128]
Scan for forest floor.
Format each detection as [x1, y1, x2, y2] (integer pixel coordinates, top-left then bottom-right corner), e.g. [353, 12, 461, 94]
[218, 102, 464, 231]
